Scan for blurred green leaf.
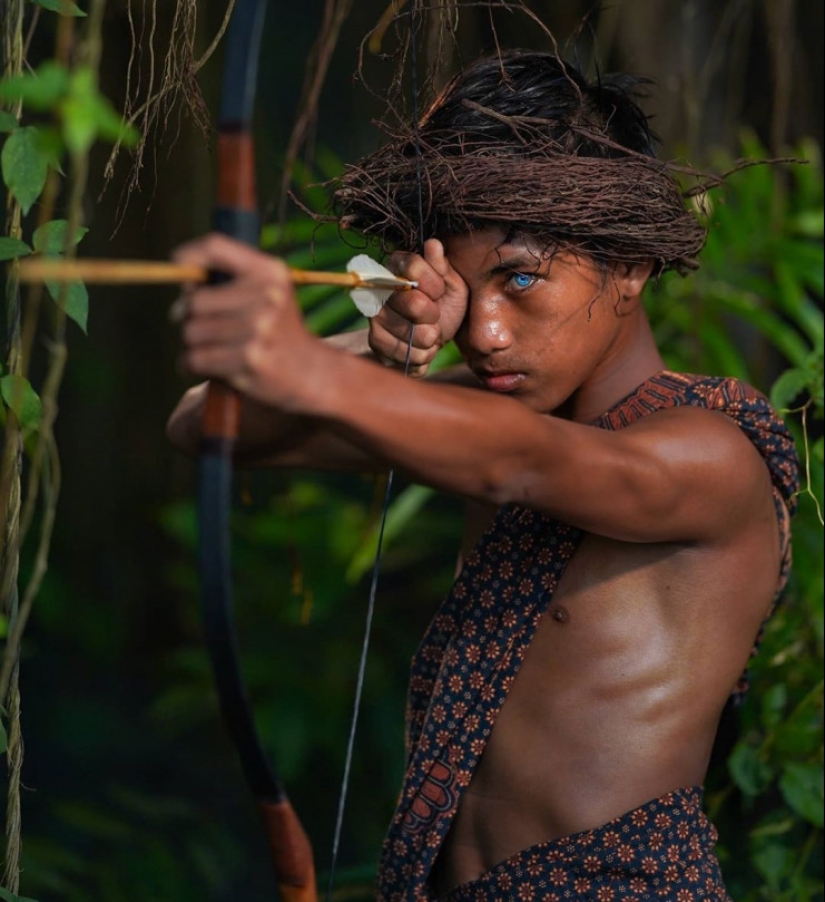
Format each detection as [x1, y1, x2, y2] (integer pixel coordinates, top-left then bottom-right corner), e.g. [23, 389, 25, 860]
[31, 0, 86, 15]
[752, 839, 795, 888]
[0, 62, 69, 110]
[0, 236, 32, 261]
[0, 375, 42, 430]
[789, 209, 823, 238]
[1, 126, 49, 214]
[729, 740, 774, 795]
[33, 219, 88, 254]
[45, 270, 89, 332]
[771, 368, 809, 410]
[779, 762, 825, 827]
[345, 484, 436, 582]
[0, 110, 18, 132]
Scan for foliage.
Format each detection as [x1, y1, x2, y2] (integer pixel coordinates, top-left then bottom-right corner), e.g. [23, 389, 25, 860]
[649, 135, 824, 900]
[1, 2, 140, 898]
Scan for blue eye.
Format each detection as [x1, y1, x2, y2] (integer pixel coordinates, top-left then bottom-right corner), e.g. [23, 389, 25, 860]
[510, 272, 535, 289]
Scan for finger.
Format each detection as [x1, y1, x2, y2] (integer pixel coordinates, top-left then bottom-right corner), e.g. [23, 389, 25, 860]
[183, 343, 247, 381]
[388, 251, 445, 301]
[372, 308, 440, 350]
[172, 233, 291, 285]
[382, 288, 441, 326]
[183, 278, 287, 319]
[182, 313, 256, 349]
[375, 339, 439, 370]
[423, 238, 449, 277]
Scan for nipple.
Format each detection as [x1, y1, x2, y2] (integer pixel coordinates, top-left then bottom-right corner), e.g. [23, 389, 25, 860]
[550, 604, 570, 624]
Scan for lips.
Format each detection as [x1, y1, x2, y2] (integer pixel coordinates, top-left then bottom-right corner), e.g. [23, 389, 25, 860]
[474, 370, 526, 393]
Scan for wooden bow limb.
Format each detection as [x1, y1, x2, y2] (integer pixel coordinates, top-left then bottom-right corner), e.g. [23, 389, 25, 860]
[15, 257, 416, 291]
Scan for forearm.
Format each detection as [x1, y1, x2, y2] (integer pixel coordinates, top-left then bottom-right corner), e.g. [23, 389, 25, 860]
[166, 330, 380, 468]
[301, 347, 770, 544]
[305, 346, 560, 505]
[167, 382, 312, 460]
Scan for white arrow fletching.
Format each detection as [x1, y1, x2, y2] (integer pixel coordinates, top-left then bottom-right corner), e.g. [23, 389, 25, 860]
[347, 254, 400, 317]
[350, 286, 392, 317]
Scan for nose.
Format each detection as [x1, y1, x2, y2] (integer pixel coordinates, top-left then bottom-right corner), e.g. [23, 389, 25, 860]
[456, 294, 513, 358]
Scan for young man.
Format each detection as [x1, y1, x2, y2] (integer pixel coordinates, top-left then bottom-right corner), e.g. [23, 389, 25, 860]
[168, 52, 798, 901]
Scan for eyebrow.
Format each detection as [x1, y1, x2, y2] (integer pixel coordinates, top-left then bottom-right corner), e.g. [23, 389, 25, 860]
[485, 252, 546, 279]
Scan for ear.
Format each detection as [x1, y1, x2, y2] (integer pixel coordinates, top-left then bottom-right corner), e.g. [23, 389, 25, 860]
[611, 260, 654, 309]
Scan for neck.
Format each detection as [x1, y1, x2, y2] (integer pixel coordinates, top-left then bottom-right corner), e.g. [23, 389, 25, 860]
[563, 314, 666, 423]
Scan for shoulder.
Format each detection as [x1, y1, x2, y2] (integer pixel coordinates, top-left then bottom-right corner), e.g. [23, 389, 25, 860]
[610, 397, 778, 544]
[648, 373, 799, 511]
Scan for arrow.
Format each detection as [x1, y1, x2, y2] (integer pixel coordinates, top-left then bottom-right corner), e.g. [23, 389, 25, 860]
[16, 256, 416, 292]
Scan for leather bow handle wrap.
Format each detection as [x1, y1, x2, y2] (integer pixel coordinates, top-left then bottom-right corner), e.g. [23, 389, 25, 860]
[201, 129, 257, 443]
[259, 800, 318, 902]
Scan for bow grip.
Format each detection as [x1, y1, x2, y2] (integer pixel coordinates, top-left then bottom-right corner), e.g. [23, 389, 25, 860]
[202, 381, 241, 443]
[258, 799, 318, 902]
[201, 129, 260, 445]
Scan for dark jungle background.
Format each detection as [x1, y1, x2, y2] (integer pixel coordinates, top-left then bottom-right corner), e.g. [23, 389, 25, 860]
[1, 1, 823, 900]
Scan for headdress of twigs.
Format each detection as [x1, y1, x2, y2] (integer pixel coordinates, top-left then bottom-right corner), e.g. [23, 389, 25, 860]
[334, 43, 719, 275]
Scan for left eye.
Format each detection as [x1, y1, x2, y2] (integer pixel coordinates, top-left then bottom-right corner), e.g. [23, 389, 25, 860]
[510, 272, 535, 289]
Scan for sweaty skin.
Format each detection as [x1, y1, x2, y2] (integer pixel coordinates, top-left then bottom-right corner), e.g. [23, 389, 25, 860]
[167, 229, 782, 895]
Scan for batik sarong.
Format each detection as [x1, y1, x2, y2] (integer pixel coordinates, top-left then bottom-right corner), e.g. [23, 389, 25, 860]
[443, 787, 730, 902]
[377, 372, 799, 902]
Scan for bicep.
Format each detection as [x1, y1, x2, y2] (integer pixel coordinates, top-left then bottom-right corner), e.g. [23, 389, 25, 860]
[517, 408, 773, 544]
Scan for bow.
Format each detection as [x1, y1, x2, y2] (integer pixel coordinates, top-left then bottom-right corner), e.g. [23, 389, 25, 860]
[197, 0, 317, 898]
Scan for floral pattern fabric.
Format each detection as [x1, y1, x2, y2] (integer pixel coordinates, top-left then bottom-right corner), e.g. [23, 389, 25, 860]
[443, 787, 729, 902]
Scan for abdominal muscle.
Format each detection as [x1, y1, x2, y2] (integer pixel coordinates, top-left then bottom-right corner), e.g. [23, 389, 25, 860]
[432, 523, 779, 896]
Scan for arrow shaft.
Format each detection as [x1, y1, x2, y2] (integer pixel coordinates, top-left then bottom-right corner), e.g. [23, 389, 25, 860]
[16, 258, 414, 290]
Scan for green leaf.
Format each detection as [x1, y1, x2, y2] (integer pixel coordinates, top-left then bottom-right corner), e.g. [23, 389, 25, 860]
[46, 277, 89, 333]
[0, 236, 32, 261]
[771, 368, 809, 410]
[59, 68, 139, 155]
[0, 110, 18, 132]
[0, 375, 42, 431]
[346, 484, 436, 582]
[728, 740, 773, 796]
[0, 62, 69, 110]
[752, 840, 795, 888]
[31, 0, 86, 15]
[0, 715, 6, 755]
[33, 126, 65, 174]
[33, 219, 88, 255]
[760, 683, 788, 730]
[789, 209, 824, 239]
[1, 126, 49, 214]
[60, 97, 97, 157]
[779, 762, 824, 827]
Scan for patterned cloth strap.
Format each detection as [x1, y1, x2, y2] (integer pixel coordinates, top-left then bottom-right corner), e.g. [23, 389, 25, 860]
[377, 371, 799, 902]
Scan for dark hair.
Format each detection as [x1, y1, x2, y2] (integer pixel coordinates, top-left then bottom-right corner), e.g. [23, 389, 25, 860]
[421, 51, 658, 160]
[334, 50, 707, 273]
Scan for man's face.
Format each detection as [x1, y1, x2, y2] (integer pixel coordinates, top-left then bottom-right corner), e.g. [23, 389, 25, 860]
[445, 228, 637, 415]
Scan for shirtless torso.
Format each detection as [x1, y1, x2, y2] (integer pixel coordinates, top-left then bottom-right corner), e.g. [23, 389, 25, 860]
[435, 486, 781, 892]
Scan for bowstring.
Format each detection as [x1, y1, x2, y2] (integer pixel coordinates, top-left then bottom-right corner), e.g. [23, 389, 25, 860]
[325, 5, 426, 899]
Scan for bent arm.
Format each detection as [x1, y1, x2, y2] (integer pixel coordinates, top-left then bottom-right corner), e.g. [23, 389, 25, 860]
[298, 350, 773, 544]
[166, 329, 477, 470]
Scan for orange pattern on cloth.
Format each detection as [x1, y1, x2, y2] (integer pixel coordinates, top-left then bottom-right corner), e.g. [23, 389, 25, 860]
[377, 372, 799, 902]
[443, 787, 730, 902]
